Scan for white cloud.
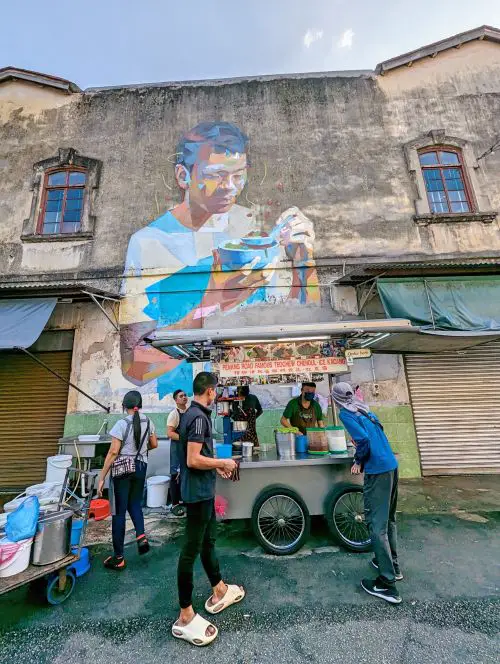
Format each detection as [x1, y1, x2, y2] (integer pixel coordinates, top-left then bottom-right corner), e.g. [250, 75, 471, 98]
[337, 28, 355, 49]
[303, 29, 324, 49]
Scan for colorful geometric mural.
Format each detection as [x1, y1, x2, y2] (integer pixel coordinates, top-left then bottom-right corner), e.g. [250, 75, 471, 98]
[120, 121, 319, 397]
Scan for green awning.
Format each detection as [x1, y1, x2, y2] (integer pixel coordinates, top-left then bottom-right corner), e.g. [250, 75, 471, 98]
[377, 276, 500, 331]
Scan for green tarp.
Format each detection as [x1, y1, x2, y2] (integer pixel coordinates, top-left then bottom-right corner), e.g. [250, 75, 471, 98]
[377, 276, 500, 331]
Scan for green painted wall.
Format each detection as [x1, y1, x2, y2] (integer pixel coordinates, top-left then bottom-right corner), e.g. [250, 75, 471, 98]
[64, 403, 421, 478]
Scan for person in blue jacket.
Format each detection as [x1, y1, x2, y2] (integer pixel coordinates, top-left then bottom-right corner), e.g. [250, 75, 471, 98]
[332, 382, 403, 604]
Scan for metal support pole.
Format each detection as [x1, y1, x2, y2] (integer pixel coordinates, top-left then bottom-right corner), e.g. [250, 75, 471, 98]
[17, 347, 110, 413]
[84, 291, 120, 332]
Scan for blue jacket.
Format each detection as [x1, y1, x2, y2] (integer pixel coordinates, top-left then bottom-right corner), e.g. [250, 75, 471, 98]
[339, 408, 398, 475]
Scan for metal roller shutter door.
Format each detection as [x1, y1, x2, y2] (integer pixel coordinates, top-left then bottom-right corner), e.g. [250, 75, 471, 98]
[405, 342, 500, 475]
[0, 350, 71, 489]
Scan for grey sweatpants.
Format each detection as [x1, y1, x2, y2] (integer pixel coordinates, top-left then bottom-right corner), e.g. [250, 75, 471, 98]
[363, 468, 399, 584]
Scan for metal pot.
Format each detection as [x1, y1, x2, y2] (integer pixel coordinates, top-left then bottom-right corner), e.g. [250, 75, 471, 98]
[217, 402, 231, 416]
[32, 509, 73, 566]
[274, 431, 296, 459]
[233, 421, 248, 432]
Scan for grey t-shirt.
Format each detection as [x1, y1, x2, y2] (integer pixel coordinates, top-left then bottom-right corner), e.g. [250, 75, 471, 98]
[109, 415, 155, 462]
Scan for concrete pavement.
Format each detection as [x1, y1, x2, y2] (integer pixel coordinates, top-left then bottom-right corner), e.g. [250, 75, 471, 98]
[0, 512, 499, 664]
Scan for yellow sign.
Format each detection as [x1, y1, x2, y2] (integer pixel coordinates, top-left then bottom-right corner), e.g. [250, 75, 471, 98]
[345, 348, 372, 360]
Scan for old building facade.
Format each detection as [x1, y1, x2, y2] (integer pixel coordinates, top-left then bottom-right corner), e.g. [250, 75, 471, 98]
[1, 26, 500, 487]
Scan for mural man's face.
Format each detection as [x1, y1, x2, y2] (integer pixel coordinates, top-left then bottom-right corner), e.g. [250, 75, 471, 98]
[178, 147, 248, 214]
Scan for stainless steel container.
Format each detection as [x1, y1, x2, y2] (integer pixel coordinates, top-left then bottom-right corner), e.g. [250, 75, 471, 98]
[274, 431, 296, 459]
[233, 421, 248, 432]
[216, 402, 231, 416]
[32, 510, 73, 566]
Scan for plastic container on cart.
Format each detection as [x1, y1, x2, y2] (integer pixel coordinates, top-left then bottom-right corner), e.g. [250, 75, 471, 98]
[215, 443, 233, 459]
[69, 546, 90, 577]
[0, 537, 33, 578]
[306, 428, 329, 454]
[295, 435, 308, 455]
[146, 476, 169, 508]
[326, 427, 347, 454]
[45, 455, 72, 483]
[70, 519, 84, 547]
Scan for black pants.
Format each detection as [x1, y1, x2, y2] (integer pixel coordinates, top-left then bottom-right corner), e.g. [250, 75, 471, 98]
[168, 472, 182, 506]
[177, 499, 222, 609]
[364, 468, 399, 584]
[112, 460, 147, 557]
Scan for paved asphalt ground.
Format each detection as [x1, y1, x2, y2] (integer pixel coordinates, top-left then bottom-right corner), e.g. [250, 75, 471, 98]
[0, 512, 498, 664]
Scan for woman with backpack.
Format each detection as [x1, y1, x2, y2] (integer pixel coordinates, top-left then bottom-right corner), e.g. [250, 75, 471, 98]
[98, 390, 158, 570]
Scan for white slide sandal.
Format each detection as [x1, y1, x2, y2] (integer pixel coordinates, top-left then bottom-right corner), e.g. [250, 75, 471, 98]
[171, 613, 218, 646]
[205, 584, 246, 615]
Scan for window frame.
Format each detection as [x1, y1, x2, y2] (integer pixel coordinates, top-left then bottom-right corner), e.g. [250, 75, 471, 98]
[418, 146, 474, 215]
[404, 130, 495, 226]
[37, 166, 88, 235]
[22, 148, 102, 243]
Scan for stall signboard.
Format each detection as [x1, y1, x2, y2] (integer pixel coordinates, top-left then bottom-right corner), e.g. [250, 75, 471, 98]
[212, 340, 348, 383]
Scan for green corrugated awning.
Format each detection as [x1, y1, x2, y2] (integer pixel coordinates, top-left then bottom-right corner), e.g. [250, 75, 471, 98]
[377, 276, 500, 331]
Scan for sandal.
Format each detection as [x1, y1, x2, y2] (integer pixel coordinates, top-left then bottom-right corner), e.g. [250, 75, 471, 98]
[137, 535, 150, 555]
[205, 584, 245, 614]
[104, 555, 126, 570]
[172, 614, 218, 647]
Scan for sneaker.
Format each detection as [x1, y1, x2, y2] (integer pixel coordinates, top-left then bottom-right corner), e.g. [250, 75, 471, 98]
[361, 577, 402, 604]
[137, 535, 150, 555]
[104, 555, 127, 570]
[371, 558, 404, 581]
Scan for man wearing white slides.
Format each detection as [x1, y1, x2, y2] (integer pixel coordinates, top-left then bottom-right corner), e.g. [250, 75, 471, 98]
[172, 371, 245, 646]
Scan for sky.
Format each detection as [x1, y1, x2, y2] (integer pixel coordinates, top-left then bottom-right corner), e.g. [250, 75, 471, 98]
[1, 0, 500, 89]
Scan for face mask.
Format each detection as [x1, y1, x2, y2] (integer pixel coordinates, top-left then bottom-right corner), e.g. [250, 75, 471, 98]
[304, 392, 315, 401]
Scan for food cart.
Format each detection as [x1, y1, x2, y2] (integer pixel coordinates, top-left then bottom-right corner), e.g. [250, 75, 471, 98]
[147, 319, 416, 555]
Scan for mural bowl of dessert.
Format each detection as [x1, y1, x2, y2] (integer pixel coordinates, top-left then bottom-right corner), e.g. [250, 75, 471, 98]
[239, 230, 274, 247]
[217, 236, 280, 270]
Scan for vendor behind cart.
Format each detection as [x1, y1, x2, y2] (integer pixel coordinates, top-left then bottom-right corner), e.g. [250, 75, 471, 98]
[231, 386, 263, 449]
[281, 382, 325, 434]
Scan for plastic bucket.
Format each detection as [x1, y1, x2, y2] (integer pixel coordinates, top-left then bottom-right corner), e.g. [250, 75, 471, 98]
[0, 537, 33, 578]
[146, 476, 169, 508]
[45, 455, 72, 483]
[69, 546, 91, 577]
[295, 435, 308, 454]
[326, 426, 347, 453]
[215, 443, 233, 459]
[71, 519, 84, 546]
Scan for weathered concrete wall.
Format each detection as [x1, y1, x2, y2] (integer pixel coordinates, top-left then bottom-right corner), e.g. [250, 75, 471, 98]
[1, 40, 500, 280]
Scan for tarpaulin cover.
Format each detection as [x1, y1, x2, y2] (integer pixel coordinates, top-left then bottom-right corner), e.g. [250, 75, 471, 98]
[0, 298, 57, 349]
[377, 277, 500, 331]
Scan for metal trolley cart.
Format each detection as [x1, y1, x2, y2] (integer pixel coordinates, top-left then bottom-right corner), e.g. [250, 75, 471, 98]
[0, 468, 95, 605]
[216, 452, 370, 555]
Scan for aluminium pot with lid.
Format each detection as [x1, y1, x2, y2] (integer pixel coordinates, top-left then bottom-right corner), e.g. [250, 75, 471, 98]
[32, 509, 73, 566]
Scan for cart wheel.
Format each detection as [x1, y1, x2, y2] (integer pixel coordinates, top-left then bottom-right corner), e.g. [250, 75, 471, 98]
[46, 570, 76, 605]
[252, 486, 310, 556]
[325, 484, 371, 553]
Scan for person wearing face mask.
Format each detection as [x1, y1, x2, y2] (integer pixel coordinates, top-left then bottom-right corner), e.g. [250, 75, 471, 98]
[280, 382, 325, 434]
[173, 372, 245, 647]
